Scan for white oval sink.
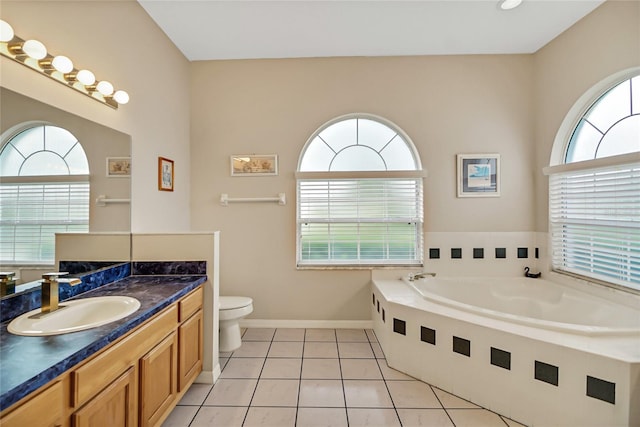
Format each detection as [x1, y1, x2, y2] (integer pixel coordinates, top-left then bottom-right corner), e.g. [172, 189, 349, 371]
[8, 296, 141, 336]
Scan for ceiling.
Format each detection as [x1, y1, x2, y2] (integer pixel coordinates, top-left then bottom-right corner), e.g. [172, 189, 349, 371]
[137, 0, 605, 61]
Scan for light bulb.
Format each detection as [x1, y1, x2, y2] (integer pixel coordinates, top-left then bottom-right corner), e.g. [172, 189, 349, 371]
[96, 81, 114, 96]
[499, 0, 522, 10]
[52, 55, 73, 73]
[22, 39, 47, 60]
[113, 90, 129, 105]
[76, 69, 95, 85]
[0, 20, 14, 42]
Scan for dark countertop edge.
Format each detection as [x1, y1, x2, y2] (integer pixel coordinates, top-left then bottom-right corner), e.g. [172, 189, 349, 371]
[0, 275, 207, 412]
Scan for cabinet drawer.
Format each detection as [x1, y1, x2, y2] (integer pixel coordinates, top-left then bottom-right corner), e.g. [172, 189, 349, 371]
[1, 381, 63, 427]
[179, 286, 203, 322]
[72, 304, 178, 407]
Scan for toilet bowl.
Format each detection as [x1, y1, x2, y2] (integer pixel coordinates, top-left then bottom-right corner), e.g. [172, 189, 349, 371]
[219, 296, 253, 352]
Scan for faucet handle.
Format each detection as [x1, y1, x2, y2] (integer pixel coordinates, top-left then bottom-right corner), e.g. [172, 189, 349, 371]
[0, 272, 16, 281]
[42, 272, 81, 286]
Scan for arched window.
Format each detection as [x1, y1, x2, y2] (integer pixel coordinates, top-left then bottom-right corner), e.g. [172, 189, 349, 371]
[296, 114, 424, 267]
[0, 124, 90, 264]
[546, 71, 640, 290]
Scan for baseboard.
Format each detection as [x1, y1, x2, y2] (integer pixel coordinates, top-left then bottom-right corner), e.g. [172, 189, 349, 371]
[239, 319, 374, 329]
[195, 362, 221, 385]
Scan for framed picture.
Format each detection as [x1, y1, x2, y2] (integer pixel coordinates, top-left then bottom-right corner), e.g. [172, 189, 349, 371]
[230, 154, 278, 176]
[457, 153, 500, 197]
[158, 157, 174, 191]
[106, 157, 131, 177]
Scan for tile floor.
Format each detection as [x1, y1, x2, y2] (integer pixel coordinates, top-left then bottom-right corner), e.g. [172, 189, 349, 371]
[162, 328, 527, 427]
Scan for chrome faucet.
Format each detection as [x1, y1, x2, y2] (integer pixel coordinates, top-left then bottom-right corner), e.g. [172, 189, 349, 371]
[408, 271, 436, 281]
[38, 272, 81, 315]
[0, 272, 16, 297]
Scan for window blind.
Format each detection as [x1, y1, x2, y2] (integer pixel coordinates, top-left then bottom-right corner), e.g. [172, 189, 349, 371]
[0, 182, 90, 264]
[297, 178, 423, 266]
[549, 161, 640, 289]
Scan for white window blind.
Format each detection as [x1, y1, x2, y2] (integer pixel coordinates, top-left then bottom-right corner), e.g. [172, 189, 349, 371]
[0, 182, 90, 264]
[297, 178, 423, 267]
[549, 161, 640, 289]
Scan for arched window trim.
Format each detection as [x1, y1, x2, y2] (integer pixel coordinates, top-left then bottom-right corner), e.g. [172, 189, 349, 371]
[0, 122, 90, 265]
[545, 68, 640, 292]
[296, 113, 425, 269]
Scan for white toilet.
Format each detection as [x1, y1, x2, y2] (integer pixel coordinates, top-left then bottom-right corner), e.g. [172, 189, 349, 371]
[219, 296, 253, 352]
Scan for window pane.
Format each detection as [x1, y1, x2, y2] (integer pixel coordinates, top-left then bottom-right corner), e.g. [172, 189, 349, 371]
[358, 119, 397, 151]
[65, 143, 90, 174]
[20, 151, 69, 176]
[318, 119, 356, 153]
[596, 115, 640, 158]
[586, 79, 630, 133]
[9, 127, 44, 158]
[330, 146, 385, 171]
[566, 119, 602, 163]
[44, 126, 77, 155]
[299, 137, 335, 171]
[381, 137, 417, 170]
[0, 145, 24, 176]
[632, 76, 640, 115]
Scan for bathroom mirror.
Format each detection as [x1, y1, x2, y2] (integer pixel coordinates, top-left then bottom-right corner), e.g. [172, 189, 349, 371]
[0, 87, 131, 298]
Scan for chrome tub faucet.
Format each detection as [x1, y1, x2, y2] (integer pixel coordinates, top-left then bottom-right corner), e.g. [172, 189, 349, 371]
[408, 271, 437, 281]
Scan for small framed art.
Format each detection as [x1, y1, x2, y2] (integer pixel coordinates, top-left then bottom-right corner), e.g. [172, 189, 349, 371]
[457, 153, 500, 197]
[230, 154, 278, 176]
[158, 157, 174, 191]
[106, 157, 131, 177]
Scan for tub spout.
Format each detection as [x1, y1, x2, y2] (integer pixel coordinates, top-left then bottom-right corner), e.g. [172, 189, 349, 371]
[524, 267, 541, 278]
[409, 272, 436, 281]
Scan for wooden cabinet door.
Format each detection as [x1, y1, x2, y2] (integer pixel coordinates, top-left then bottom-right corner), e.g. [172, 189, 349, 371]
[72, 367, 136, 427]
[1, 381, 64, 427]
[139, 332, 177, 427]
[178, 310, 203, 391]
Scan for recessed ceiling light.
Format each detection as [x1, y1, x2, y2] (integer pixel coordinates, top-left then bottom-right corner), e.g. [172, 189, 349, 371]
[500, 0, 523, 10]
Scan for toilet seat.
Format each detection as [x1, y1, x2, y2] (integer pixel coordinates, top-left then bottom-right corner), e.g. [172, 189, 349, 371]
[220, 296, 252, 310]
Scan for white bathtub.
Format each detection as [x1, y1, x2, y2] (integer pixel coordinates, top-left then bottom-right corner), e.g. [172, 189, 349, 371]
[404, 276, 640, 336]
[372, 276, 640, 427]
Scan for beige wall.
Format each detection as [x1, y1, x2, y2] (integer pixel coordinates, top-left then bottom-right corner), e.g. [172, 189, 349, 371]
[533, 0, 640, 231]
[190, 55, 535, 320]
[0, 0, 192, 233]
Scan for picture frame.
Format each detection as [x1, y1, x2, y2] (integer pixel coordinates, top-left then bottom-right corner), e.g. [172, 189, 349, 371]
[158, 157, 174, 191]
[457, 153, 500, 197]
[230, 154, 278, 176]
[106, 157, 131, 177]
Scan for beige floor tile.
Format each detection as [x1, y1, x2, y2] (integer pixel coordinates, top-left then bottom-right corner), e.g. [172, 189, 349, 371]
[343, 380, 393, 408]
[336, 329, 369, 342]
[190, 406, 247, 427]
[203, 378, 258, 406]
[386, 380, 441, 408]
[396, 409, 454, 426]
[370, 342, 385, 359]
[296, 407, 348, 427]
[447, 409, 508, 426]
[219, 358, 265, 378]
[432, 387, 479, 409]
[261, 358, 302, 379]
[337, 342, 374, 358]
[274, 328, 305, 341]
[340, 359, 383, 380]
[161, 406, 199, 427]
[305, 329, 337, 342]
[268, 341, 304, 358]
[244, 407, 297, 427]
[298, 379, 346, 407]
[301, 358, 342, 379]
[304, 342, 339, 358]
[232, 341, 271, 358]
[177, 383, 213, 406]
[376, 360, 415, 380]
[251, 379, 300, 407]
[243, 328, 276, 341]
[347, 408, 401, 426]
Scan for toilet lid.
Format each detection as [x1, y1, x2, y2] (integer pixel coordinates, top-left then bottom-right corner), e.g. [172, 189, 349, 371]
[220, 296, 253, 310]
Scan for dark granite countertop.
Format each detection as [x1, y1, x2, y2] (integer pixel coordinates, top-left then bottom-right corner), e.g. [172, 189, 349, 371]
[0, 275, 207, 411]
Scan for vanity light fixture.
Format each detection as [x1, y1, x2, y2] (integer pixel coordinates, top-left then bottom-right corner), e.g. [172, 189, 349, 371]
[0, 19, 129, 109]
[499, 0, 523, 10]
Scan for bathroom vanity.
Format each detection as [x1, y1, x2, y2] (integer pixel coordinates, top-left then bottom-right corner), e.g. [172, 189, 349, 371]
[0, 275, 206, 427]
